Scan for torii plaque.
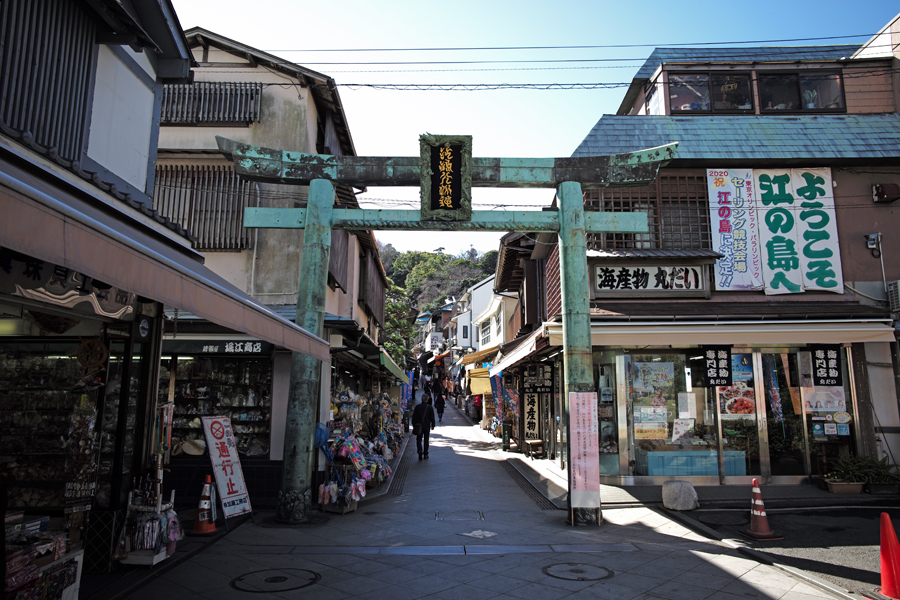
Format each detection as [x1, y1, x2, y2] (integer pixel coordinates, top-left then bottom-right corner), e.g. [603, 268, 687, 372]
[216, 135, 677, 525]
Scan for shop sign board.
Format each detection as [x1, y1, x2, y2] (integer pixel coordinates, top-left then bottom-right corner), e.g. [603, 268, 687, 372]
[706, 168, 843, 295]
[705, 169, 763, 290]
[569, 391, 600, 508]
[593, 264, 707, 296]
[701, 346, 733, 387]
[808, 344, 843, 387]
[201, 416, 252, 518]
[163, 340, 273, 355]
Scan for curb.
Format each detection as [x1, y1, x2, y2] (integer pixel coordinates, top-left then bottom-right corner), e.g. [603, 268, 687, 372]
[658, 506, 857, 600]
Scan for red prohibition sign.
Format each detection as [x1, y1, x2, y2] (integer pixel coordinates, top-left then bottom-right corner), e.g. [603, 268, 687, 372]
[210, 420, 226, 440]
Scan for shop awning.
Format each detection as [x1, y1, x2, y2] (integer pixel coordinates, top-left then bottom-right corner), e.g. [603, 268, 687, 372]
[0, 161, 329, 361]
[468, 367, 492, 395]
[461, 346, 500, 365]
[489, 328, 544, 377]
[380, 349, 409, 384]
[544, 320, 897, 347]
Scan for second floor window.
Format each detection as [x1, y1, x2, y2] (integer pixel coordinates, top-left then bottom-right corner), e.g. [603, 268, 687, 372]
[481, 322, 490, 346]
[462, 325, 468, 339]
[758, 71, 845, 112]
[670, 73, 753, 113]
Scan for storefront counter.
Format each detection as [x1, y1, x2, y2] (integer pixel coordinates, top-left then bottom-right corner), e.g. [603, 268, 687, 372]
[636, 449, 747, 476]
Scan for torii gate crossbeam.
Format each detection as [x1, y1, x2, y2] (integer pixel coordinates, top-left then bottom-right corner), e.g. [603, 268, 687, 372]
[216, 136, 677, 525]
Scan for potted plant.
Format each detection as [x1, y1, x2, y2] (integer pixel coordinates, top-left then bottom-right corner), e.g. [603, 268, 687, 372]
[803, 89, 818, 109]
[861, 456, 900, 495]
[824, 455, 866, 494]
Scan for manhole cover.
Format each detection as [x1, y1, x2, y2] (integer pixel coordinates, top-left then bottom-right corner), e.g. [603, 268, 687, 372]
[230, 569, 321, 593]
[542, 563, 613, 582]
[697, 513, 749, 526]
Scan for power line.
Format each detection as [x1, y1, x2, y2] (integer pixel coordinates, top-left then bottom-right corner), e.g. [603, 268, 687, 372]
[260, 34, 877, 53]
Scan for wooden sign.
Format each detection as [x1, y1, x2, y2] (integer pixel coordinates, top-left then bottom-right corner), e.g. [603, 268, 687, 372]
[419, 134, 472, 221]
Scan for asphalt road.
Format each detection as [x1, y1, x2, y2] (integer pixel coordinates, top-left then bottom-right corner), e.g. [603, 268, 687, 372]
[686, 505, 900, 596]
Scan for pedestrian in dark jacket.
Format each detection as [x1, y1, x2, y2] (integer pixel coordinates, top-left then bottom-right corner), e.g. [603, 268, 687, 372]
[434, 393, 445, 424]
[411, 395, 436, 460]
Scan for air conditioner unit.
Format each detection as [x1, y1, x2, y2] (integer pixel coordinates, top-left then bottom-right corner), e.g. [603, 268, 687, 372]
[888, 281, 900, 312]
[873, 184, 900, 204]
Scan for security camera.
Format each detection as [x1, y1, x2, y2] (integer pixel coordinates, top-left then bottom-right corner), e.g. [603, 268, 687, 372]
[865, 233, 881, 249]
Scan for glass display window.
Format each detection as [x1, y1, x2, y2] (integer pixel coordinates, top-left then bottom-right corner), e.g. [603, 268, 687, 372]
[759, 71, 845, 112]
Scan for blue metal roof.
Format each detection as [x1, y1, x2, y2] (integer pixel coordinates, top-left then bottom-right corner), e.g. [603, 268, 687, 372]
[634, 45, 862, 80]
[572, 114, 900, 161]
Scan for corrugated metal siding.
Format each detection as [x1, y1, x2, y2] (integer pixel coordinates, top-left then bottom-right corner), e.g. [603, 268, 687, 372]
[844, 65, 895, 114]
[153, 164, 256, 250]
[546, 244, 561, 318]
[161, 82, 263, 124]
[0, 0, 95, 160]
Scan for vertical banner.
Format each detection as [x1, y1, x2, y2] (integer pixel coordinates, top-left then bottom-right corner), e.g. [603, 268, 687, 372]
[791, 169, 843, 292]
[489, 375, 503, 417]
[501, 375, 520, 417]
[401, 371, 414, 411]
[202, 416, 252, 518]
[808, 344, 843, 387]
[755, 169, 804, 295]
[701, 346, 733, 387]
[570, 392, 601, 508]
[706, 169, 763, 290]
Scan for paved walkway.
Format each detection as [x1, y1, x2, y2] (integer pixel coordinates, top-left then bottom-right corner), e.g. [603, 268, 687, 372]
[122, 401, 845, 600]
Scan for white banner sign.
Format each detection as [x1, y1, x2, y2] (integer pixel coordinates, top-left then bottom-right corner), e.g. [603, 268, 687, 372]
[202, 416, 252, 518]
[707, 168, 842, 295]
[706, 169, 763, 290]
[569, 392, 600, 508]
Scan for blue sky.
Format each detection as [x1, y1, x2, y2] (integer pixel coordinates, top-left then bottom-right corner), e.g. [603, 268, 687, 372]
[170, 0, 899, 255]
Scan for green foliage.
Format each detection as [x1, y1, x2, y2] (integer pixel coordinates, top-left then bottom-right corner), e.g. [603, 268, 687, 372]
[826, 455, 900, 484]
[480, 250, 499, 275]
[382, 278, 416, 365]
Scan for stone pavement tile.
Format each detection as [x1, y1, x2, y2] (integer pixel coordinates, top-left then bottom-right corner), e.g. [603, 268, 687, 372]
[533, 573, 605, 593]
[492, 564, 549, 584]
[339, 584, 430, 600]
[787, 580, 837, 597]
[371, 554, 426, 567]
[690, 553, 759, 577]
[429, 564, 501, 584]
[398, 574, 459, 595]
[640, 550, 711, 570]
[780, 589, 842, 600]
[624, 561, 687, 581]
[718, 578, 799, 599]
[339, 557, 397, 576]
[428, 554, 479, 566]
[740, 564, 811, 591]
[160, 561, 245, 598]
[274, 583, 353, 600]
[463, 573, 530, 594]
[502, 581, 572, 600]
[367, 565, 426, 584]
[124, 576, 203, 600]
[425, 582, 507, 600]
[690, 589, 764, 600]
[647, 580, 718, 600]
[403, 559, 461, 576]
[561, 580, 647, 600]
[322, 573, 394, 595]
[599, 570, 667, 593]
[672, 569, 735, 591]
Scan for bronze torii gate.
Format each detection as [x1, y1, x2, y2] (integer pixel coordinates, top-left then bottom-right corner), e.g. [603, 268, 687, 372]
[216, 135, 677, 525]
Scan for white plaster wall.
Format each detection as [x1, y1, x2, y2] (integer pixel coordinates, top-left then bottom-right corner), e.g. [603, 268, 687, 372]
[864, 342, 900, 463]
[470, 277, 495, 323]
[203, 251, 252, 294]
[123, 46, 156, 80]
[87, 45, 155, 191]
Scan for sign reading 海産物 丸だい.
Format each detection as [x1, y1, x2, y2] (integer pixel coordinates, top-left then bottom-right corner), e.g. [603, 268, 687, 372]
[419, 134, 472, 222]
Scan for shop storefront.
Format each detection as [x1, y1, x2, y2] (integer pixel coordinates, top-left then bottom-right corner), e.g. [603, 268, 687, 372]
[544, 318, 896, 485]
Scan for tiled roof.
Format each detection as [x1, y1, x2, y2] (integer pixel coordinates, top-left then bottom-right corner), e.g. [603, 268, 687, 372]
[572, 114, 900, 161]
[634, 45, 861, 80]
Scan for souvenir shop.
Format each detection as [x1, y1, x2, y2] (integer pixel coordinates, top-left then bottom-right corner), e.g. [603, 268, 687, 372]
[318, 354, 404, 514]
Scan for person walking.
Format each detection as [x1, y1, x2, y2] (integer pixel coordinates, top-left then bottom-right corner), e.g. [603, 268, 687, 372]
[473, 394, 482, 421]
[434, 392, 445, 424]
[411, 394, 436, 460]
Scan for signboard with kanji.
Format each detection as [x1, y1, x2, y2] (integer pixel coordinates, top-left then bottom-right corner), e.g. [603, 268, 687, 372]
[701, 346, 733, 387]
[569, 392, 600, 508]
[808, 344, 843, 387]
[202, 416, 252, 518]
[592, 263, 711, 297]
[419, 134, 472, 222]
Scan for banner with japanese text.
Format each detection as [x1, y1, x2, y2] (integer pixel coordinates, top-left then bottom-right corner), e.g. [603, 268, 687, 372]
[706, 169, 763, 290]
[202, 416, 252, 518]
[754, 168, 843, 295]
[569, 392, 600, 508]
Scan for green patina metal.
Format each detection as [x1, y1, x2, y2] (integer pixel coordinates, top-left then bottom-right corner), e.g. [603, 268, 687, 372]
[244, 207, 650, 234]
[419, 134, 472, 221]
[216, 136, 676, 189]
[216, 134, 677, 526]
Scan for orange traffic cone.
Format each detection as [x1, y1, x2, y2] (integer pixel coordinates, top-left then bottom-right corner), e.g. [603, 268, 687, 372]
[190, 475, 216, 535]
[740, 478, 783, 541]
[878, 513, 900, 599]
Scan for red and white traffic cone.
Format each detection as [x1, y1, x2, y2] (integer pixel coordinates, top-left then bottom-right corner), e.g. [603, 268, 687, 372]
[191, 475, 216, 535]
[740, 478, 783, 541]
[877, 512, 900, 599]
